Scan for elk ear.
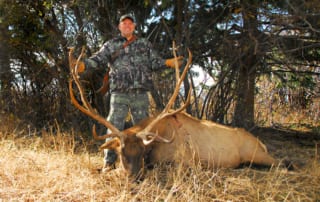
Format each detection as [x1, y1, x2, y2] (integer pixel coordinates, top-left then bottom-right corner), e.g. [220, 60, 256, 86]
[99, 138, 121, 151]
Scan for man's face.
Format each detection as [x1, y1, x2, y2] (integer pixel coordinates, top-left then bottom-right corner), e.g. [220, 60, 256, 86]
[118, 18, 135, 38]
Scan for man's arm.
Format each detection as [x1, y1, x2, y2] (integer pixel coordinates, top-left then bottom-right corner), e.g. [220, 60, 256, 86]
[146, 39, 184, 69]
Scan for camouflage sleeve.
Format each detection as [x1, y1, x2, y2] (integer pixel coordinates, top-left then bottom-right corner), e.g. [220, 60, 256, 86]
[84, 41, 112, 74]
[144, 39, 166, 70]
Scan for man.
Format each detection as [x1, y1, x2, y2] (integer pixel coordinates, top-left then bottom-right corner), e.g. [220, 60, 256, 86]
[74, 14, 183, 171]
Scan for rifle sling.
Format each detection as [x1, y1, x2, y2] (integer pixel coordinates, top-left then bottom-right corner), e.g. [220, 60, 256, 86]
[110, 35, 137, 63]
[98, 35, 137, 95]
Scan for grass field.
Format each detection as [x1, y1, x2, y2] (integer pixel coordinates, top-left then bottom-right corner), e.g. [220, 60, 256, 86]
[0, 113, 319, 201]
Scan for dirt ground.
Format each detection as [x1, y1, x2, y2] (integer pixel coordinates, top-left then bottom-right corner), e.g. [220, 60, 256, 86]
[252, 126, 320, 169]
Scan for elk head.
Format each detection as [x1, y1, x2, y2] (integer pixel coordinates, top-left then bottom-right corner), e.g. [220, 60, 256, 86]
[68, 43, 192, 178]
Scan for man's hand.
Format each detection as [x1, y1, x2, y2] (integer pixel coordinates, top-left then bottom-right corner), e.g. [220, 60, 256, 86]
[165, 56, 184, 68]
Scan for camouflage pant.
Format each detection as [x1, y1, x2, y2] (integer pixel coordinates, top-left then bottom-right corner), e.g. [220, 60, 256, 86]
[104, 91, 150, 165]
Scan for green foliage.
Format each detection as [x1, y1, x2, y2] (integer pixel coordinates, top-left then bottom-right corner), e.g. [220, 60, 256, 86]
[274, 71, 315, 88]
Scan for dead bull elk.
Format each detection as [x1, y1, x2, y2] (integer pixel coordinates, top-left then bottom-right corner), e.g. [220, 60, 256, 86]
[68, 45, 287, 179]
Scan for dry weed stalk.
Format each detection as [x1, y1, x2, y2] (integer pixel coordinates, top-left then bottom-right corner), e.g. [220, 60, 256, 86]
[0, 120, 319, 201]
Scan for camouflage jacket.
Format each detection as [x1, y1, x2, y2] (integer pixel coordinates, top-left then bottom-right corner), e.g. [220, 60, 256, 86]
[85, 36, 165, 93]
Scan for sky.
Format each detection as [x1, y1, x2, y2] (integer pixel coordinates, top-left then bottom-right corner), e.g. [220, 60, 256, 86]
[191, 65, 214, 87]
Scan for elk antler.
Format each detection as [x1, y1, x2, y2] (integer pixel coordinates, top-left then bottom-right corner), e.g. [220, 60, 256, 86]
[68, 47, 121, 136]
[136, 41, 192, 144]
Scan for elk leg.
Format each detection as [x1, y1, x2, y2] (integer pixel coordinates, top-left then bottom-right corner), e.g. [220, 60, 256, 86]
[245, 151, 278, 167]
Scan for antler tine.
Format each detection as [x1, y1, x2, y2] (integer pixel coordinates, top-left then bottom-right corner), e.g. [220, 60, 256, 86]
[68, 80, 121, 133]
[69, 47, 93, 111]
[164, 42, 192, 112]
[141, 131, 175, 145]
[68, 47, 121, 134]
[92, 124, 120, 140]
[136, 43, 192, 140]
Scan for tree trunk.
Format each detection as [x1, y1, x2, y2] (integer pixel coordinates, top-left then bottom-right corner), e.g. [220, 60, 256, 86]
[0, 25, 14, 112]
[232, 1, 259, 129]
[232, 61, 256, 129]
[174, 0, 192, 114]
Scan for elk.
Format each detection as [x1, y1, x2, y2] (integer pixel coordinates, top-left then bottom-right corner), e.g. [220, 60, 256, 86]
[68, 44, 282, 179]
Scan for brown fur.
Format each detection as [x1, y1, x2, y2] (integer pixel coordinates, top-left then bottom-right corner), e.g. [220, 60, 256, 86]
[101, 111, 278, 176]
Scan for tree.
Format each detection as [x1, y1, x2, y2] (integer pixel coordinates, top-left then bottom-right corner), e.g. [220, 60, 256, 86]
[0, 0, 318, 131]
[0, 20, 13, 112]
[205, 0, 320, 128]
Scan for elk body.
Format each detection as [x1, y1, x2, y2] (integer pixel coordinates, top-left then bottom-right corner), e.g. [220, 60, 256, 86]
[69, 45, 279, 179]
[100, 111, 277, 173]
[146, 112, 275, 168]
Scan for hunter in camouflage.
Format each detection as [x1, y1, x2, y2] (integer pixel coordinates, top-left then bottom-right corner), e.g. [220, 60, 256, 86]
[78, 14, 183, 171]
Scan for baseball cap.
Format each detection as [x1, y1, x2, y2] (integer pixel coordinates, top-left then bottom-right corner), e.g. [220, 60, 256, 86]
[119, 14, 135, 23]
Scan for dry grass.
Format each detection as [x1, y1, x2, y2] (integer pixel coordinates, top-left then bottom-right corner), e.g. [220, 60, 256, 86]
[0, 119, 319, 202]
